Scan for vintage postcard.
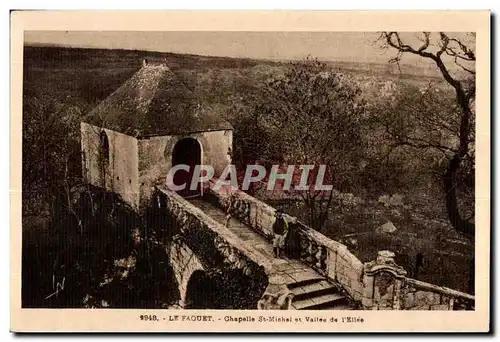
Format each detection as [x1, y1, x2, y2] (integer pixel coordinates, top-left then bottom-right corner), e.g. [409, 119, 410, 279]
[10, 11, 490, 332]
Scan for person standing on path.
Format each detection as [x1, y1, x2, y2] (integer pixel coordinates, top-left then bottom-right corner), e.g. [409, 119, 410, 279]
[272, 209, 289, 258]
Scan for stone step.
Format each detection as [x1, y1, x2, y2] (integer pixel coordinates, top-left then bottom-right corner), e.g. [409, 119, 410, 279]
[291, 280, 337, 300]
[286, 275, 325, 289]
[292, 292, 346, 310]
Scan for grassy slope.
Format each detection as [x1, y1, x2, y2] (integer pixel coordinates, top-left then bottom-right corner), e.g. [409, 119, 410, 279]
[23, 45, 271, 108]
[23, 45, 472, 295]
[23, 45, 443, 107]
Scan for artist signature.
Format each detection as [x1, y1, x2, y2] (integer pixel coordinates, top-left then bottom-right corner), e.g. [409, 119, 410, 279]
[45, 275, 66, 300]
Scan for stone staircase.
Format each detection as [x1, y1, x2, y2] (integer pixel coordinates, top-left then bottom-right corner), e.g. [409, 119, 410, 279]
[289, 278, 353, 310]
[188, 197, 355, 310]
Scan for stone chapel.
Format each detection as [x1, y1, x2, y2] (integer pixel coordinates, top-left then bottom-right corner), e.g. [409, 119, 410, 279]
[81, 59, 233, 209]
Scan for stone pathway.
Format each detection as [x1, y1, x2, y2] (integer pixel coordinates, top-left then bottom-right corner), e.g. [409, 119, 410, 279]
[189, 198, 353, 310]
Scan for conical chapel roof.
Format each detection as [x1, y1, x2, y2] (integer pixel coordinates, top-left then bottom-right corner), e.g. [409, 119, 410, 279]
[84, 60, 232, 138]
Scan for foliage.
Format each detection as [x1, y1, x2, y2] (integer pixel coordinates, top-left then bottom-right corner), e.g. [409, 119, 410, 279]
[253, 57, 368, 229]
[22, 188, 177, 308]
[22, 95, 83, 222]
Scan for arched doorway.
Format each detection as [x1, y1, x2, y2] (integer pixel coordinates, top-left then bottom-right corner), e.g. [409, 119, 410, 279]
[171, 138, 201, 198]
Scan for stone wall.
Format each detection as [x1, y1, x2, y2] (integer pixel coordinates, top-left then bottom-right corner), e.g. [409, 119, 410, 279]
[81, 122, 140, 208]
[323, 237, 365, 302]
[201, 130, 233, 177]
[138, 129, 232, 207]
[400, 278, 475, 310]
[138, 134, 174, 207]
[169, 237, 206, 308]
[206, 182, 278, 239]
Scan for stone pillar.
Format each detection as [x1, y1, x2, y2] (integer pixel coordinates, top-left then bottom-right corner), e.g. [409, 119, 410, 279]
[257, 272, 294, 310]
[362, 250, 407, 310]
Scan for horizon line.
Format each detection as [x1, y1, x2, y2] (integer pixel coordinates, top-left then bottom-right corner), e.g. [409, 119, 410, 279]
[23, 41, 431, 71]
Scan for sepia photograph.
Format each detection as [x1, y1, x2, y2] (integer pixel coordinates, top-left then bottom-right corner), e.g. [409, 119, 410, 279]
[10, 10, 490, 332]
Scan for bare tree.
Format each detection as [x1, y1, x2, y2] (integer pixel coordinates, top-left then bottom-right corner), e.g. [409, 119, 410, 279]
[378, 32, 476, 238]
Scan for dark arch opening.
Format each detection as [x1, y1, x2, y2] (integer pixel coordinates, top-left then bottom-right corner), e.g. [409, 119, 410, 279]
[171, 138, 201, 198]
[99, 131, 110, 187]
[185, 270, 216, 309]
[100, 131, 110, 162]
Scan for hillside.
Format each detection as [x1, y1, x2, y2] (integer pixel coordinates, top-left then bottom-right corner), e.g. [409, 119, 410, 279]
[23, 45, 445, 108]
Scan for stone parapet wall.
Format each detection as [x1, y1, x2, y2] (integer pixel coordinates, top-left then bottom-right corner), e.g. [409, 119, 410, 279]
[401, 277, 475, 310]
[206, 183, 474, 311]
[156, 186, 272, 273]
[293, 220, 365, 302]
[357, 251, 474, 311]
[206, 182, 278, 238]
